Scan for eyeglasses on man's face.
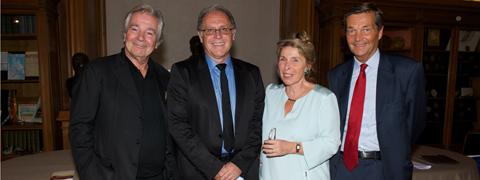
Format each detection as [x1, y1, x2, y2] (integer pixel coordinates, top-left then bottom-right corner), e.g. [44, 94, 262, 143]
[200, 27, 235, 36]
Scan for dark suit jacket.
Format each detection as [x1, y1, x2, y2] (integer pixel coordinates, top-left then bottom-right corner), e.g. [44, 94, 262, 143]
[167, 55, 265, 180]
[328, 52, 426, 180]
[69, 50, 176, 180]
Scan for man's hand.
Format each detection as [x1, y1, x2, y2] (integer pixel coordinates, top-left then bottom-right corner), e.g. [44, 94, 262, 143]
[214, 162, 242, 180]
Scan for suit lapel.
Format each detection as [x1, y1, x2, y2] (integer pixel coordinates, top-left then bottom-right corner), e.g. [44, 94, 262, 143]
[232, 59, 245, 145]
[338, 60, 354, 135]
[112, 53, 141, 109]
[196, 57, 223, 135]
[376, 53, 394, 126]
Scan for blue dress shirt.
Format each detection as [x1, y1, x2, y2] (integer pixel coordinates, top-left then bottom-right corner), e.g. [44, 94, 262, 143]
[205, 55, 237, 154]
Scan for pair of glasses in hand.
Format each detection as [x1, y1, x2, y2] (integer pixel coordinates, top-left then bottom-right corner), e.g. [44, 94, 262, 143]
[268, 128, 276, 140]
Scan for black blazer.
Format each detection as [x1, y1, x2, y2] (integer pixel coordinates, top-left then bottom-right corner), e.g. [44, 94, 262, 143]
[167, 55, 265, 180]
[69, 51, 176, 180]
[328, 53, 426, 180]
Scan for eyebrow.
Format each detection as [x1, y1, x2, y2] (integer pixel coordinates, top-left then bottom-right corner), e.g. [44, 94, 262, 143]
[146, 28, 156, 32]
[129, 24, 156, 33]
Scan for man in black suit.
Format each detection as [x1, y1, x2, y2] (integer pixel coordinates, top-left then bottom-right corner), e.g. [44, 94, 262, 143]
[167, 4, 265, 180]
[328, 2, 426, 180]
[70, 4, 175, 180]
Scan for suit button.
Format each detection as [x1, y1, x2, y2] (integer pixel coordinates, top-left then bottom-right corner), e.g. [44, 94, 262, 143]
[218, 134, 222, 138]
[132, 163, 137, 167]
[136, 139, 140, 145]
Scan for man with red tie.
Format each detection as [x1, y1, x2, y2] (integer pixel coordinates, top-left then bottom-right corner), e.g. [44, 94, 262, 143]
[328, 2, 426, 180]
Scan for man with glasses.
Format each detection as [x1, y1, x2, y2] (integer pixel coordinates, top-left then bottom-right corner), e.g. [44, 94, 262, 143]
[167, 4, 265, 180]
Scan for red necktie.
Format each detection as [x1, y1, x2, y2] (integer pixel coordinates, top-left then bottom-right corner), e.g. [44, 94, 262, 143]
[343, 63, 367, 171]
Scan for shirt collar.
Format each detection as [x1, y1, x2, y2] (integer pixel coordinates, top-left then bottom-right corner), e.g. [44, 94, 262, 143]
[205, 54, 233, 71]
[353, 48, 379, 70]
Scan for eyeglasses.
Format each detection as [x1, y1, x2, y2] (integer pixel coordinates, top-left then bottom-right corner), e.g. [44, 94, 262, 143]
[268, 128, 276, 140]
[200, 27, 234, 36]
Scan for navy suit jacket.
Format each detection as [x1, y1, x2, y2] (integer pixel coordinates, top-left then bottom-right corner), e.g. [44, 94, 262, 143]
[328, 52, 426, 180]
[167, 55, 265, 180]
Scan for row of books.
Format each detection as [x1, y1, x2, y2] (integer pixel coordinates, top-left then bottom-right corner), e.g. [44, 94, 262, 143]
[1, 15, 36, 34]
[1, 51, 39, 80]
[2, 129, 42, 154]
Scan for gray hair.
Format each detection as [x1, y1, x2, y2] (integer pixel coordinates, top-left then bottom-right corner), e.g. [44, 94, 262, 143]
[343, 2, 383, 31]
[197, 4, 236, 31]
[123, 4, 164, 45]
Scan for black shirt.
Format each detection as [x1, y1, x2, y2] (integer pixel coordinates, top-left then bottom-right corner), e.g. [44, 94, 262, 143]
[126, 57, 166, 179]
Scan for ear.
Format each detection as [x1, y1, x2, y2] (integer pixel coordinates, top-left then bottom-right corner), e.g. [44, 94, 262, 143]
[197, 32, 204, 43]
[378, 26, 384, 40]
[232, 29, 236, 40]
[123, 33, 126, 43]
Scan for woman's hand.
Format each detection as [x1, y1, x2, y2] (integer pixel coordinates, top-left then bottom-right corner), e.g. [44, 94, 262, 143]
[262, 139, 297, 157]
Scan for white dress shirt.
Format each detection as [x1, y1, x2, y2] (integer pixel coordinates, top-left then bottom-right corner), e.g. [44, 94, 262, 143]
[341, 49, 380, 152]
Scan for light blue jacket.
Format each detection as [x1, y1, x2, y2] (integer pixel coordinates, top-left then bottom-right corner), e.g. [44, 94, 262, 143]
[260, 84, 341, 180]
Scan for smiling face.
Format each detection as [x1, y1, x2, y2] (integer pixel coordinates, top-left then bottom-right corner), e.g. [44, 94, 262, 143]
[124, 12, 158, 63]
[278, 46, 310, 87]
[198, 11, 235, 63]
[345, 12, 383, 63]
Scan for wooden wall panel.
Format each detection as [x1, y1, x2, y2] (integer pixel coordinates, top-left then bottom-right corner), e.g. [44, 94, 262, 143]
[280, 0, 315, 38]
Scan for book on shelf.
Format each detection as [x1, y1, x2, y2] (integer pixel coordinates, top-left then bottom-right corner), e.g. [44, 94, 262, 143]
[7, 52, 26, 80]
[24, 51, 39, 77]
[1, 52, 8, 80]
[1, 52, 8, 70]
[17, 97, 42, 123]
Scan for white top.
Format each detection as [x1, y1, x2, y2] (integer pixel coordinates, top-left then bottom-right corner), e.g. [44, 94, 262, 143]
[260, 84, 341, 180]
[341, 49, 380, 152]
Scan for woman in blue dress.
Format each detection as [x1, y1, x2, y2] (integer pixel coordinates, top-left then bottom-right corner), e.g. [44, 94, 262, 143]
[260, 32, 340, 180]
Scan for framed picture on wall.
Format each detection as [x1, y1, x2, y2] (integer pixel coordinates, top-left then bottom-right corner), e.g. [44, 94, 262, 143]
[427, 29, 441, 47]
[382, 28, 412, 50]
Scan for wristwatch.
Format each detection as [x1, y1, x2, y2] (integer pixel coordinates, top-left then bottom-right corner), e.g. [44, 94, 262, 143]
[295, 143, 301, 153]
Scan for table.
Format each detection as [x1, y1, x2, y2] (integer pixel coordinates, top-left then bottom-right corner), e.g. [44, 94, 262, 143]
[412, 145, 480, 180]
[1, 150, 76, 180]
[2, 146, 478, 179]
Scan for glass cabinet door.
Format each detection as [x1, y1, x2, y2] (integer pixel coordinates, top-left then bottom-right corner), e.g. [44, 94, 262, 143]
[419, 27, 452, 144]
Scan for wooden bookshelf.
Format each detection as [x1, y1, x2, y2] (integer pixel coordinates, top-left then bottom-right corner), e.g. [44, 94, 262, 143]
[1, 0, 60, 154]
